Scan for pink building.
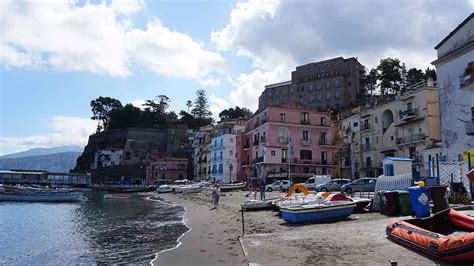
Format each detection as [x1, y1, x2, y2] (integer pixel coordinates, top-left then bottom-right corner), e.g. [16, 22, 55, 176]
[238, 103, 336, 182]
[146, 152, 188, 185]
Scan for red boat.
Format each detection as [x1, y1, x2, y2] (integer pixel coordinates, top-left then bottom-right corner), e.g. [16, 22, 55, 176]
[386, 209, 474, 262]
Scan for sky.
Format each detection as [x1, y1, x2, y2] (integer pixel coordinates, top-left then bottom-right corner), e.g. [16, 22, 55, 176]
[0, 0, 473, 155]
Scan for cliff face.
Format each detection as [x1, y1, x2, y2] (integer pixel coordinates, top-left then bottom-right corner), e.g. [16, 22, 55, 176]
[74, 126, 191, 182]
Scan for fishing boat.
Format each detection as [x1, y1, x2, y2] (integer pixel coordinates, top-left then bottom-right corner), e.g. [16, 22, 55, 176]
[241, 197, 280, 211]
[280, 201, 356, 223]
[386, 208, 474, 262]
[0, 186, 83, 202]
[157, 185, 173, 193]
[219, 182, 246, 192]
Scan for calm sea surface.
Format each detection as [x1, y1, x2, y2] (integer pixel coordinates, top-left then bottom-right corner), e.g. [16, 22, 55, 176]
[0, 192, 188, 265]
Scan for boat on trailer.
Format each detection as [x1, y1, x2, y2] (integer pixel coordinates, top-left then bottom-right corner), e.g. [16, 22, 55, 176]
[280, 201, 356, 223]
[386, 208, 474, 263]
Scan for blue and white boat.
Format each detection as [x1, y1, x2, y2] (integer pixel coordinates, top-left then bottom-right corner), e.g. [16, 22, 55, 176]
[280, 201, 356, 223]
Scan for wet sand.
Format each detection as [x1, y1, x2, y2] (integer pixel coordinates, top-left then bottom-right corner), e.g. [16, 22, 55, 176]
[153, 191, 441, 265]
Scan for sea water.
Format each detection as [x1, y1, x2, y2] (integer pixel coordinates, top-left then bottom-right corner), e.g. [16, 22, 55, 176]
[0, 192, 188, 265]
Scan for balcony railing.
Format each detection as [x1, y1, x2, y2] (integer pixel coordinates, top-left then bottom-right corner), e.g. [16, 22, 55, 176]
[260, 137, 267, 144]
[396, 133, 426, 145]
[466, 121, 474, 135]
[301, 138, 311, 145]
[278, 137, 288, 144]
[241, 160, 249, 166]
[252, 156, 264, 164]
[281, 158, 287, 163]
[362, 143, 373, 151]
[253, 140, 259, 146]
[301, 119, 311, 125]
[361, 123, 370, 131]
[318, 139, 335, 146]
[243, 142, 250, 149]
[399, 108, 419, 121]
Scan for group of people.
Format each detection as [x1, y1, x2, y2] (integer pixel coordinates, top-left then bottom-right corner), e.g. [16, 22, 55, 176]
[210, 181, 268, 209]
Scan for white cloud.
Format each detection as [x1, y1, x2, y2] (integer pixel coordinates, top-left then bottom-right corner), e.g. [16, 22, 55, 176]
[129, 99, 146, 109]
[126, 20, 226, 86]
[213, 0, 473, 70]
[0, 0, 224, 86]
[209, 94, 231, 115]
[0, 116, 96, 155]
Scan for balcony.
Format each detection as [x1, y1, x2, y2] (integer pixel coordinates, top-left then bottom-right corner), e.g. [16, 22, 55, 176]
[318, 139, 335, 146]
[252, 156, 264, 164]
[278, 137, 288, 144]
[301, 138, 311, 145]
[362, 143, 373, 151]
[253, 140, 259, 146]
[241, 160, 249, 166]
[396, 133, 426, 145]
[361, 161, 374, 168]
[361, 123, 370, 131]
[243, 142, 250, 149]
[281, 158, 287, 163]
[260, 137, 267, 144]
[466, 121, 474, 135]
[301, 119, 311, 125]
[459, 74, 474, 89]
[399, 108, 419, 121]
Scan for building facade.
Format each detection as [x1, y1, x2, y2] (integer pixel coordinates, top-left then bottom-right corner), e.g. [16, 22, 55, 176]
[258, 57, 366, 112]
[191, 125, 213, 181]
[239, 103, 336, 182]
[432, 13, 474, 161]
[146, 153, 188, 185]
[209, 119, 245, 183]
[338, 82, 441, 178]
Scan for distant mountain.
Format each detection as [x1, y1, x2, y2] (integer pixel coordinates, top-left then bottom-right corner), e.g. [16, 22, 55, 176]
[0, 152, 82, 172]
[0, 146, 83, 159]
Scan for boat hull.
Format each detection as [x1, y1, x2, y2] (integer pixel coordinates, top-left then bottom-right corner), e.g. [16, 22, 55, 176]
[0, 192, 83, 202]
[280, 202, 356, 223]
[386, 209, 474, 262]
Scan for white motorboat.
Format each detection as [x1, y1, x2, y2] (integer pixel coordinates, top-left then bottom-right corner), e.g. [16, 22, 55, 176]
[276, 193, 327, 209]
[156, 185, 173, 193]
[0, 186, 83, 202]
[241, 197, 280, 210]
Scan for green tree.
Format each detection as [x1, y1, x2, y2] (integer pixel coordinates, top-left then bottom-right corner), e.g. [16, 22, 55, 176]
[425, 68, 437, 81]
[219, 106, 253, 120]
[90, 96, 123, 132]
[143, 95, 171, 126]
[376, 58, 406, 95]
[365, 68, 378, 95]
[406, 68, 425, 87]
[108, 104, 142, 130]
[191, 89, 213, 128]
[186, 100, 193, 113]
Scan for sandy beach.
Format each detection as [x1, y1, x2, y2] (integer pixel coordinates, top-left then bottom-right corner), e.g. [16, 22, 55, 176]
[153, 191, 445, 265]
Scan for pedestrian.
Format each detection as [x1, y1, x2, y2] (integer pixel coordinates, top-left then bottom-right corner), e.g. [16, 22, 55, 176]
[259, 181, 266, 200]
[211, 183, 221, 209]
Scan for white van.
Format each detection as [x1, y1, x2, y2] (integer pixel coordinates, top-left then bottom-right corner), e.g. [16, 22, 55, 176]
[301, 175, 332, 190]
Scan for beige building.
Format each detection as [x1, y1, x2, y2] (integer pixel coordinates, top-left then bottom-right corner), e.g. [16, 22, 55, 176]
[338, 81, 441, 178]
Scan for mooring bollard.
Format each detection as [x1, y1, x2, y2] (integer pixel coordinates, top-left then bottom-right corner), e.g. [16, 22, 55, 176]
[241, 207, 245, 235]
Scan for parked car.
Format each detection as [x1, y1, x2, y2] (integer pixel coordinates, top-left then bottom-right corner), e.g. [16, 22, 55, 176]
[265, 180, 293, 192]
[300, 175, 332, 190]
[341, 178, 377, 194]
[316, 179, 351, 192]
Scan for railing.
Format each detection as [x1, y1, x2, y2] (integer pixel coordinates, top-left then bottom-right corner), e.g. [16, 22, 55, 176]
[253, 140, 259, 146]
[252, 156, 264, 164]
[399, 108, 419, 120]
[466, 121, 474, 135]
[362, 143, 373, 151]
[241, 160, 249, 166]
[278, 137, 288, 144]
[318, 139, 335, 146]
[301, 138, 311, 145]
[301, 119, 311, 125]
[281, 158, 287, 163]
[260, 137, 267, 144]
[396, 133, 426, 144]
[361, 123, 370, 131]
[243, 143, 250, 149]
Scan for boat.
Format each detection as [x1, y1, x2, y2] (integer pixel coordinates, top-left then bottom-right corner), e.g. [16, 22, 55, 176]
[180, 185, 204, 194]
[104, 193, 131, 199]
[325, 193, 372, 213]
[241, 197, 280, 211]
[386, 208, 474, 263]
[0, 186, 83, 202]
[157, 185, 173, 193]
[280, 201, 356, 223]
[219, 182, 246, 192]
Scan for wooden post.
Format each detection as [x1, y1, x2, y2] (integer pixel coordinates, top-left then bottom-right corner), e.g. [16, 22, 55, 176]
[241, 207, 245, 235]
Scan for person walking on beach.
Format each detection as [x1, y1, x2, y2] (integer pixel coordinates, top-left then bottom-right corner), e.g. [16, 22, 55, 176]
[212, 183, 221, 209]
[259, 181, 266, 200]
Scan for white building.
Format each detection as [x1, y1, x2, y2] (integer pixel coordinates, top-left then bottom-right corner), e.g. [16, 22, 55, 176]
[92, 149, 123, 169]
[432, 13, 474, 161]
[209, 119, 245, 183]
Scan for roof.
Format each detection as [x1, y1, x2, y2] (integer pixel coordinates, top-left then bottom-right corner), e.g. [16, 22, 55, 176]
[384, 157, 412, 162]
[434, 13, 474, 49]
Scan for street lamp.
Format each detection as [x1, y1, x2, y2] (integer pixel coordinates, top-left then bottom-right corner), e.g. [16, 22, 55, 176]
[229, 163, 233, 183]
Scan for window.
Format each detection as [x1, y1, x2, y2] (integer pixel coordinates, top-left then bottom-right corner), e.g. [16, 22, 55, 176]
[348, 81, 351, 86]
[326, 92, 331, 100]
[391, 136, 394, 141]
[271, 151, 276, 156]
[220, 151, 223, 159]
[299, 95, 303, 102]
[302, 112, 310, 124]
[278, 128, 288, 143]
[317, 84, 322, 90]
[321, 117, 326, 126]
[282, 149, 287, 159]
[326, 81, 330, 89]
[300, 150, 312, 160]
[407, 102, 413, 110]
[320, 132, 326, 143]
[353, 122, 358, 127]
[366, 157, 372, 167]
[302, 130, 310, 141]
[218, 164, 223, 173]
[376, 136, 379, 144]
[230, 137, 233, 143]
[309, 84, 313, 92]
[280, 113, 286, 122]
[321, 151, 328, 163]
[317, 94, 322, 101]
[220, 138, 223, 146]
[335, 90, 340, 99]
[229, 150, 233, 156]
[335, 79, 340, 88]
